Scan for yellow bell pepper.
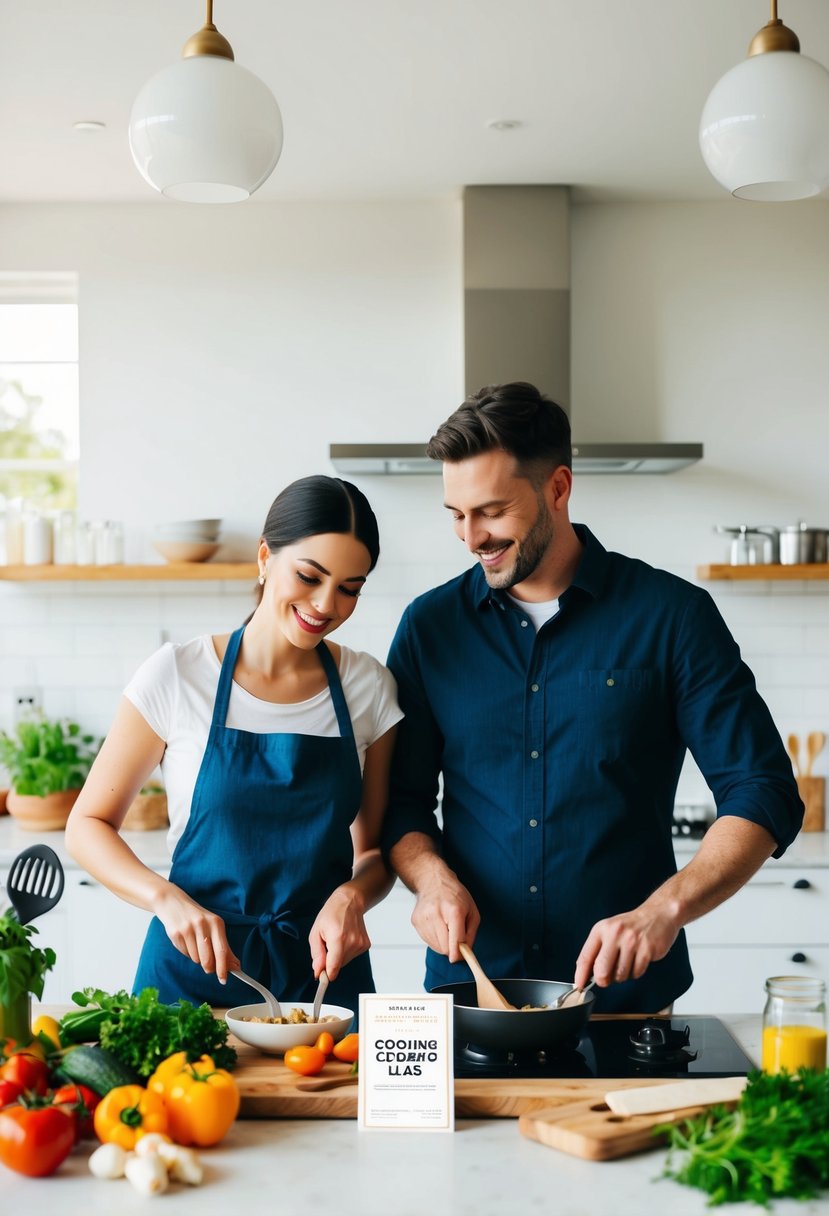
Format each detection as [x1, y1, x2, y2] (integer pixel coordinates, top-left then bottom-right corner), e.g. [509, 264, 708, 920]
[149, 1053, 239, 1147]
[93, 1084, 169, 1150]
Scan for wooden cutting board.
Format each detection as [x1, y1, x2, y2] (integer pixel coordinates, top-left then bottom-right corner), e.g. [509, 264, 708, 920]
[230, 1036, 682, 1120]
[519, 1095, 737, 1160]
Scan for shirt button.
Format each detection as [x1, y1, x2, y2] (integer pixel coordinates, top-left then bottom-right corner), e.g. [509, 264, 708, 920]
[606, 677, 615, 686]
[531, 943, 540, 951]
[530, 749, 539, 759]
[520, 620, 529, 628]
[531, 683, 539, 692]
[529, 818, 538, 827]
[529, 884, 538, 894]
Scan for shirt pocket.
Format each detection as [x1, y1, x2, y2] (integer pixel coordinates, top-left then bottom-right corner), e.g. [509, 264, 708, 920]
[574, 668, 658, 760]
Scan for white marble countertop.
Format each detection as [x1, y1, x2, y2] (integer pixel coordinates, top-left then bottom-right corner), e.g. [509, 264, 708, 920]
[2, 1014, 828, 1215]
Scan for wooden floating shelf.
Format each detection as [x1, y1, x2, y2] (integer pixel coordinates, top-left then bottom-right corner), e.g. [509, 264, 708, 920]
[0, 563, 258, 582]
[697, 563, 829, 581]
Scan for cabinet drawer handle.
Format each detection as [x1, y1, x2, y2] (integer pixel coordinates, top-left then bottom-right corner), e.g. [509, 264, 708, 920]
[78, 879, 92, 887]
[790, 951, 808, 964]
[792, 878, 812, 890]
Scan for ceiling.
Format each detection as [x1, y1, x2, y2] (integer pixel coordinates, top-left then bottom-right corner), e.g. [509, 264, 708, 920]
[2, 0, 829, 205]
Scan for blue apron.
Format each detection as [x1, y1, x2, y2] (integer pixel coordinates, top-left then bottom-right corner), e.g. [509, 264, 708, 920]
[134, 625, 374, 1012]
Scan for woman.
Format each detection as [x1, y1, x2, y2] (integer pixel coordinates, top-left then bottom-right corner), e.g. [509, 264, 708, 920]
[65, 476, 402, 1012]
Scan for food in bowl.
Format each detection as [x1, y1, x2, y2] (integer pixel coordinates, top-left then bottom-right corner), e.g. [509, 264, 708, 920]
[225, 1001, 354, 1055]
[243, 1008, 339, 1025]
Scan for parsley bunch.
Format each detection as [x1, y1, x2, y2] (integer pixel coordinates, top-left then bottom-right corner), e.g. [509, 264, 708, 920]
[660, 1068, 829, 1207]
[67, 986, 237, 1078]
[0, 910, 56, 1004]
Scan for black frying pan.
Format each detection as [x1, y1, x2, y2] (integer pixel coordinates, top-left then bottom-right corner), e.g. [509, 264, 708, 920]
[429, 978, 595, 1051]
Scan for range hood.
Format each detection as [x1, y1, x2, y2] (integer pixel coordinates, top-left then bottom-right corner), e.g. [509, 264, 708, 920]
[331, 186, 702, 477]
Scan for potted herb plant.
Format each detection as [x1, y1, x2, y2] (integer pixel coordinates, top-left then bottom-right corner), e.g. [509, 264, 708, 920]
[0, 716, 99, 831]
[0, 910, 55, 1043]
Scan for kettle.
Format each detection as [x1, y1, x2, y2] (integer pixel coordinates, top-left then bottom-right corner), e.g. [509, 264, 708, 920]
[715, 525, 777, 566]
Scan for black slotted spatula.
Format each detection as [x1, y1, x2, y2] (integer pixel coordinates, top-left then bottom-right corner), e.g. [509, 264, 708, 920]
[5, 844, 65, 923]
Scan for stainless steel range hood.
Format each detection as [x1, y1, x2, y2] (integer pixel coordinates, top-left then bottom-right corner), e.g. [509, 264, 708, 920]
[331, 186, 702, 477]
[329, 442, 703, 476]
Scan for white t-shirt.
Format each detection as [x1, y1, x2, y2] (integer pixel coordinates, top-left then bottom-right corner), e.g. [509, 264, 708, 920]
[507, 593, 560, 631]
[124, 637, 403, 853]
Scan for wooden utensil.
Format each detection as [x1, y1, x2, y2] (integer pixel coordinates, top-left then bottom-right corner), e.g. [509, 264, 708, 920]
[787, 732, 801, 777]
[458, 942, 517, 1011]
[804, 730, 826, 777]
[5, 844, 65, 923]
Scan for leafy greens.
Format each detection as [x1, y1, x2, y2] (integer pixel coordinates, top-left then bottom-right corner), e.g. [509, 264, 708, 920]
[0, 911, 56, 1004]
[65, 986, 237, 1079]
[659, 1068, 829, 1207]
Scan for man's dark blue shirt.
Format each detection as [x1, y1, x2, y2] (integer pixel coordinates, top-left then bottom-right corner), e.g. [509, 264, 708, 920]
[383, 525, 803, 1012]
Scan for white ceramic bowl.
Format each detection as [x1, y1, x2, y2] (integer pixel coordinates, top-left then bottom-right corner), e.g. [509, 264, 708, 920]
[153, 520, 222, 541]
[225, 1001, 354, 1055]
[153, 540, 220, 563]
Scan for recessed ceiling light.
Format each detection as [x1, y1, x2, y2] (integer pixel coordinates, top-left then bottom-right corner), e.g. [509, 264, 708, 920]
[73, 120, 106, 132]
[487, 119, 523, 131]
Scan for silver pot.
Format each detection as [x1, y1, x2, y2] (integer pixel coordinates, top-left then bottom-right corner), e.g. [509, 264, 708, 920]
[780, 523, 829, 564]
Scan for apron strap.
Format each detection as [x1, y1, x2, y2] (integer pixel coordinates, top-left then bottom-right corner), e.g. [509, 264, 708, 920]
[316, 641, 354, 740]
[211, 625, 245, 729]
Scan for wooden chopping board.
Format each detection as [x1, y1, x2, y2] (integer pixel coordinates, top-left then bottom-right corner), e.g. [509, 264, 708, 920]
[229, 1034, 685, 1120]
[519, 1096, 738, 1160]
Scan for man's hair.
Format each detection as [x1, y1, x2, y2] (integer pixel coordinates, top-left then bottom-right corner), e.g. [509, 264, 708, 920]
[425, 382, 572, 480]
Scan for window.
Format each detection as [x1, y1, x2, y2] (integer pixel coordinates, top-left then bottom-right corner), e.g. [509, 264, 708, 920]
[0, 273, 79, 513]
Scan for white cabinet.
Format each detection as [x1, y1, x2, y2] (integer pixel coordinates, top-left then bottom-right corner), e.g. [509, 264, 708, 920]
[676, 867, 829, 1013]
[364, 882, 426, 993]
[30, 871, 159, 1004]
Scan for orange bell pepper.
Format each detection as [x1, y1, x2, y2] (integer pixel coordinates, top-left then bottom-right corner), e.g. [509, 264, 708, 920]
[283, 1045, 327, 1076]
[149, 1053, 239, 1147]
[93, 1084, 168, 1150]
[332, 1033, 359, 1063]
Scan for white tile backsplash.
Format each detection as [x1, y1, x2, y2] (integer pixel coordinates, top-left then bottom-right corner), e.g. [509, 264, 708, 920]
[1, 575, 827, 799]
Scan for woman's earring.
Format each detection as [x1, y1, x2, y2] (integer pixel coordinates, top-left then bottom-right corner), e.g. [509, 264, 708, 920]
[258, 572, 266, 586]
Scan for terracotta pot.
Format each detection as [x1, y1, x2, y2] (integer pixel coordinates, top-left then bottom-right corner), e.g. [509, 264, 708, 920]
[6, 788, 82, 831]
[122, 791, 168, 831]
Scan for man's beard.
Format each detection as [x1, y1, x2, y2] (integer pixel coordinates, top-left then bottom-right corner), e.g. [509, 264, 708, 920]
[480, 497, 554, 590]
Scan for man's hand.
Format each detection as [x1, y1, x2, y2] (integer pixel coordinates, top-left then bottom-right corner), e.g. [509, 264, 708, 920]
[574, 901, 682, 990]
[410, 869, 481, 963]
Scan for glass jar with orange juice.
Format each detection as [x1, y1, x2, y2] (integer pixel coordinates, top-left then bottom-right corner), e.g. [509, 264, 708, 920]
[762, 976, 827, 1073]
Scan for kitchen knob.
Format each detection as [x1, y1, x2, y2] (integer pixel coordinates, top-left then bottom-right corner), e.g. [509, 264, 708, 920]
[792, 878, 812, 890]
[790, 952, 808, 964]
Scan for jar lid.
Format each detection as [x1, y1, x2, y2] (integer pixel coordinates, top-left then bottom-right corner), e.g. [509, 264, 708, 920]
[765, 975, 826, 999]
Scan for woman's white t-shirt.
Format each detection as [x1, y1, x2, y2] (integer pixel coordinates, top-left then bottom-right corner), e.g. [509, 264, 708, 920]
[124, 637, 403, 853]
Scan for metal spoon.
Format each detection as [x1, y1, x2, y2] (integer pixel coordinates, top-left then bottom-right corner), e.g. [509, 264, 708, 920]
[550, 977, 596, 1009]
[309, 969, 329, 1023]
[230, 968, 283, 1019]
[458, 942, 517, 1011]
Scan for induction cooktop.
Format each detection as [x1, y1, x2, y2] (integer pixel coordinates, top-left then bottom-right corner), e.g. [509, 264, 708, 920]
[454, 1016, 757, 1080]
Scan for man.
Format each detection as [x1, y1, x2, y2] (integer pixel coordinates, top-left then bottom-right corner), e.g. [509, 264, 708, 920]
[382, 381, 803, 1012]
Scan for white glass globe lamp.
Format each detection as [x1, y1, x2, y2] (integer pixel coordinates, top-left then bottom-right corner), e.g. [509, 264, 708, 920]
[699, 5, 829, 201]
[129, 3, 283, 203]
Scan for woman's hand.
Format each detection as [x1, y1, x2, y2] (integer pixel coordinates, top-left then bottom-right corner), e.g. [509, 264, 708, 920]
[154, 884, 241, 984]
[308, 884, 372, 982]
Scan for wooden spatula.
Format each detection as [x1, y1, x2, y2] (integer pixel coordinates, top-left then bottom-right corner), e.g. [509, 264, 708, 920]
[458, 942, 516, 1010]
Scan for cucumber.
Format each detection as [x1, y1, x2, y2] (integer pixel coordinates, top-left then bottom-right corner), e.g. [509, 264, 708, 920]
[57, 1044, 140, 1095]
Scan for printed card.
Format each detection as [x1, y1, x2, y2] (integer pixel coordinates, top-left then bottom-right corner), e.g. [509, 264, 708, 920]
[357, 992, 454, 1132]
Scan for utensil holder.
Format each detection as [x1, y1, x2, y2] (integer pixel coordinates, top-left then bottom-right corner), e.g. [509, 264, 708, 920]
[797, 776, 825, 833]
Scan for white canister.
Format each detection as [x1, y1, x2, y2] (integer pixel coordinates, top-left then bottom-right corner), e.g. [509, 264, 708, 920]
[95, 521, 125, 565]
[22, 512, 53, 565]
[53, 511, 77, 565]
[3, 503, 25, 565]
[75, 521, 95, 565]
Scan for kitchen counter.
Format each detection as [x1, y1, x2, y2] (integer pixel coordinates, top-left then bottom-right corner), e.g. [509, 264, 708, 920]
[3, 1014, 828, 1215]
[3, 815, 829, 871]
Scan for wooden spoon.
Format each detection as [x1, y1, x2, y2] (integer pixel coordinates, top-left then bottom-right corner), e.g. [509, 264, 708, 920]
[458, 942, 517, 1011]
[296, 1073, 358, 1092]
[787, 732, 801, 778]
[804, 730, 826, 778]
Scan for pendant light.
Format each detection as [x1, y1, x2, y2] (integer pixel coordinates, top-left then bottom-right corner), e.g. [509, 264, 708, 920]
[129, 0, 283, 204]
[699, 0, 829, 201]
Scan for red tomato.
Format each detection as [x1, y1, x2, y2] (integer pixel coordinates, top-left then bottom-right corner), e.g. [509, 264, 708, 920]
[0, 1102, 75, 1177]
[0, 1079, 24, 1108]
[0, 1052, 49, 1096]
[52, 1083, 100, 1141]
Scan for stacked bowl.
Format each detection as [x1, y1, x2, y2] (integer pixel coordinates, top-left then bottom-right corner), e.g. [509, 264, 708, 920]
[152, 519, 222, 563]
